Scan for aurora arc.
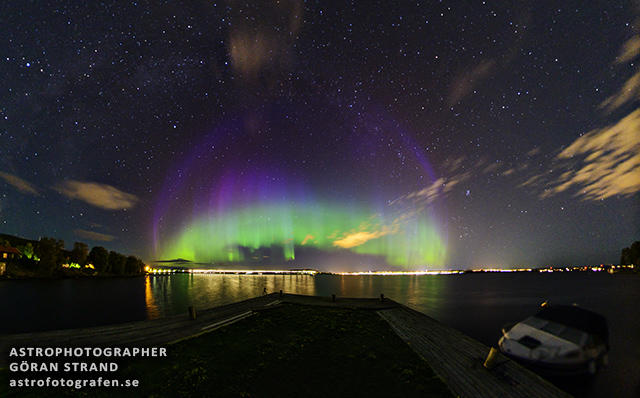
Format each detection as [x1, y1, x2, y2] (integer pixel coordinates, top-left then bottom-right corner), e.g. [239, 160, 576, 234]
[159, 200, 446, 268]
[152, 111, 449, 270]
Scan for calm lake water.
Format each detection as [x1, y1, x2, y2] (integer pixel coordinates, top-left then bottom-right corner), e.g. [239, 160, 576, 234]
[1, 272, 638, 397]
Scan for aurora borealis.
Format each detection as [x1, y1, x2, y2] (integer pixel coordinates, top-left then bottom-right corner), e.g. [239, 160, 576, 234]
[1, 1, 639, 270]
[151, 113, 448, 269]
[160, 201, 445, 267]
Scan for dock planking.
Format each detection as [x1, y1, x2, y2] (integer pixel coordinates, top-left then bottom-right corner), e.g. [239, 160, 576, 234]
[0, 293, 385, 364]
[378, 305, 572, 398]
[1, 293, 570, 397]
[0, 294, 282, 367]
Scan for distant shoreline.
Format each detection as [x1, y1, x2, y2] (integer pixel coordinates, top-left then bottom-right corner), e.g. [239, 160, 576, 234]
[1, 267, 144, 281]
[2, 261, 636, 281]
[144, 264, 636, 276]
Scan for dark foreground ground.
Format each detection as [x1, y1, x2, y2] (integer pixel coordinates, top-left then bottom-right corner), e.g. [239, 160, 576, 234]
[1, 303, 453, 397]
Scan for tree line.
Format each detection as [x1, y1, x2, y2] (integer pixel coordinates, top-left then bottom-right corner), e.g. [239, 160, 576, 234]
[620, 241, 640, 267]
[1, 235, 145, 277]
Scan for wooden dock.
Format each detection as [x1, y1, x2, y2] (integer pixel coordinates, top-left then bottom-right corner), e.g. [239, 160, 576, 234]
[0, 292, 391, 366]
[0, 293, 571, 397]
[0, 293, 282, 366]
[378, 305, 572, 398]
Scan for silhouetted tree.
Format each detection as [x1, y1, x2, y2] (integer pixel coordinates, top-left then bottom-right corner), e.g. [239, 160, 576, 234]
[36, 237, 64, 275]
[621, 241, 640, 265]
[71, 242, 89, 266]
[109, 251, 126, 275]
[125, 256, 139, 274]
[137, 258, 145, 274]
[621, 248, 630, 265]
[88, 246, 109, 272]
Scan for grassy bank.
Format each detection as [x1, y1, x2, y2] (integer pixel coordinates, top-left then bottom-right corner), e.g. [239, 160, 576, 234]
[2, 304, 452, 397]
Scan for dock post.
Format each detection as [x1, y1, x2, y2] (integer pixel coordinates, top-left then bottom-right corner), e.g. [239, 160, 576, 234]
[483, 347, 500, 369]
[188, 306, 197, 320]
[332, 294, 336, 302]
[279, 289, 283, 297]
[380, 293, 384, 302]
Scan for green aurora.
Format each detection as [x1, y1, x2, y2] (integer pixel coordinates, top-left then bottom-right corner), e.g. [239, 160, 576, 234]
[159, 201, 447, 268]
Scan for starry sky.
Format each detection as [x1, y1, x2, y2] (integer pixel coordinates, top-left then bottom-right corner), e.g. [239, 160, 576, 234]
[1, 0, 638, 271]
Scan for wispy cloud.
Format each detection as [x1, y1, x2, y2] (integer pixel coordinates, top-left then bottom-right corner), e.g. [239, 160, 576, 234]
[301, 234, 314, 245]
[520, 32, 640, 201]
[599, 70, 640, 113]
[408, 172, 471, 203]
[335, 157, 476, 250]
[333, 226, 396, 249]
[482, 162, 500, 174]
[229, 33, 272, 77]
[447, 59, 496, 105]
[615, 35, 640, 64]
[74, 229, 116, 242]
[228, 0, 302, 80]
[56, 181, 138, 210]
[600, 35, 640, 113]
[501, 168, 516, 177]
[0, 172, 40, 196]
[527, 147, 541, 157]
[540, 109, 640, 200]
[518, 174, 543, 189]
[390, 154, 473, 211]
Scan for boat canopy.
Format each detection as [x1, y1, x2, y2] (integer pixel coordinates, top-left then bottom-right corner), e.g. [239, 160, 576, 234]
[534, 305, 608, 345]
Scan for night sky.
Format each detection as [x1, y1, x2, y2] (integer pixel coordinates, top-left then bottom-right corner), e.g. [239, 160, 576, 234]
[1, 1, 638, 271]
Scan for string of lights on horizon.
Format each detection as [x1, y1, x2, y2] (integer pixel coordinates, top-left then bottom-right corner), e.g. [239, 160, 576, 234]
[144, 264, 635, 275]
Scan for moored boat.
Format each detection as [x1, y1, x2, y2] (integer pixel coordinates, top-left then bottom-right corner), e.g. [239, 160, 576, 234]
[498, 302, 609, 375]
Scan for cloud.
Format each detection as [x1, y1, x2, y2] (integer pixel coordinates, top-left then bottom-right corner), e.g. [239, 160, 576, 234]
[228, 0, 303, 81]
[56, 181, 138, 210]
[615, 35, 640, 64]
[301, 234, 314, 245]
[388, 163, 473, 223]
[74, 229, 116, 242]
[518, 174, 543, 188]
[384, 168, 471, 244]
[446, 8, 530, 106]
[527, 147, 541, 157]
[406, 179, 444, 203]
[482, 162, 500, 174]
[0, 172, 40, 196]
[600, 35, 640, 113]
[447, 59, 496, 105]
[599, 70, 640, 113]
[333, 227, 395, 249]
[407, 172, 471, 203]
[229, 33, 273, 77]
[521, 32, 640, 201]
[334, 162, 474, 251]
[442, 156, 466, 172]
[540, 109, 640, 200]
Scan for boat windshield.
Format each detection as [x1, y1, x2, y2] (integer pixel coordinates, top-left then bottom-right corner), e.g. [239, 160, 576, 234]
[522, 316, 586, 346]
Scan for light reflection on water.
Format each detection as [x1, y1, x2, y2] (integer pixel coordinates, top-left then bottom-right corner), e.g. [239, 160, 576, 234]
[144, 275, 159, 318]
[143, 273, 453, 321]
[144, 274, 317, 319]
[141, 273, 640, 398]
[1, 272, 638, 398]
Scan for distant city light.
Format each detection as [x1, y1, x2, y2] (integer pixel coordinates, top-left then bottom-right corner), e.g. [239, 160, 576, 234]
[143, 264, 634, 275]
[336, 270, 463, 275]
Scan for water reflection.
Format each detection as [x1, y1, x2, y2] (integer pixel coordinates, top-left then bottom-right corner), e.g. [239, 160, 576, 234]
[314, 274, 449, 320]
[1, 272, 638, 398]
[144, 274, 316, 319]
[144, 275, 159, 318]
